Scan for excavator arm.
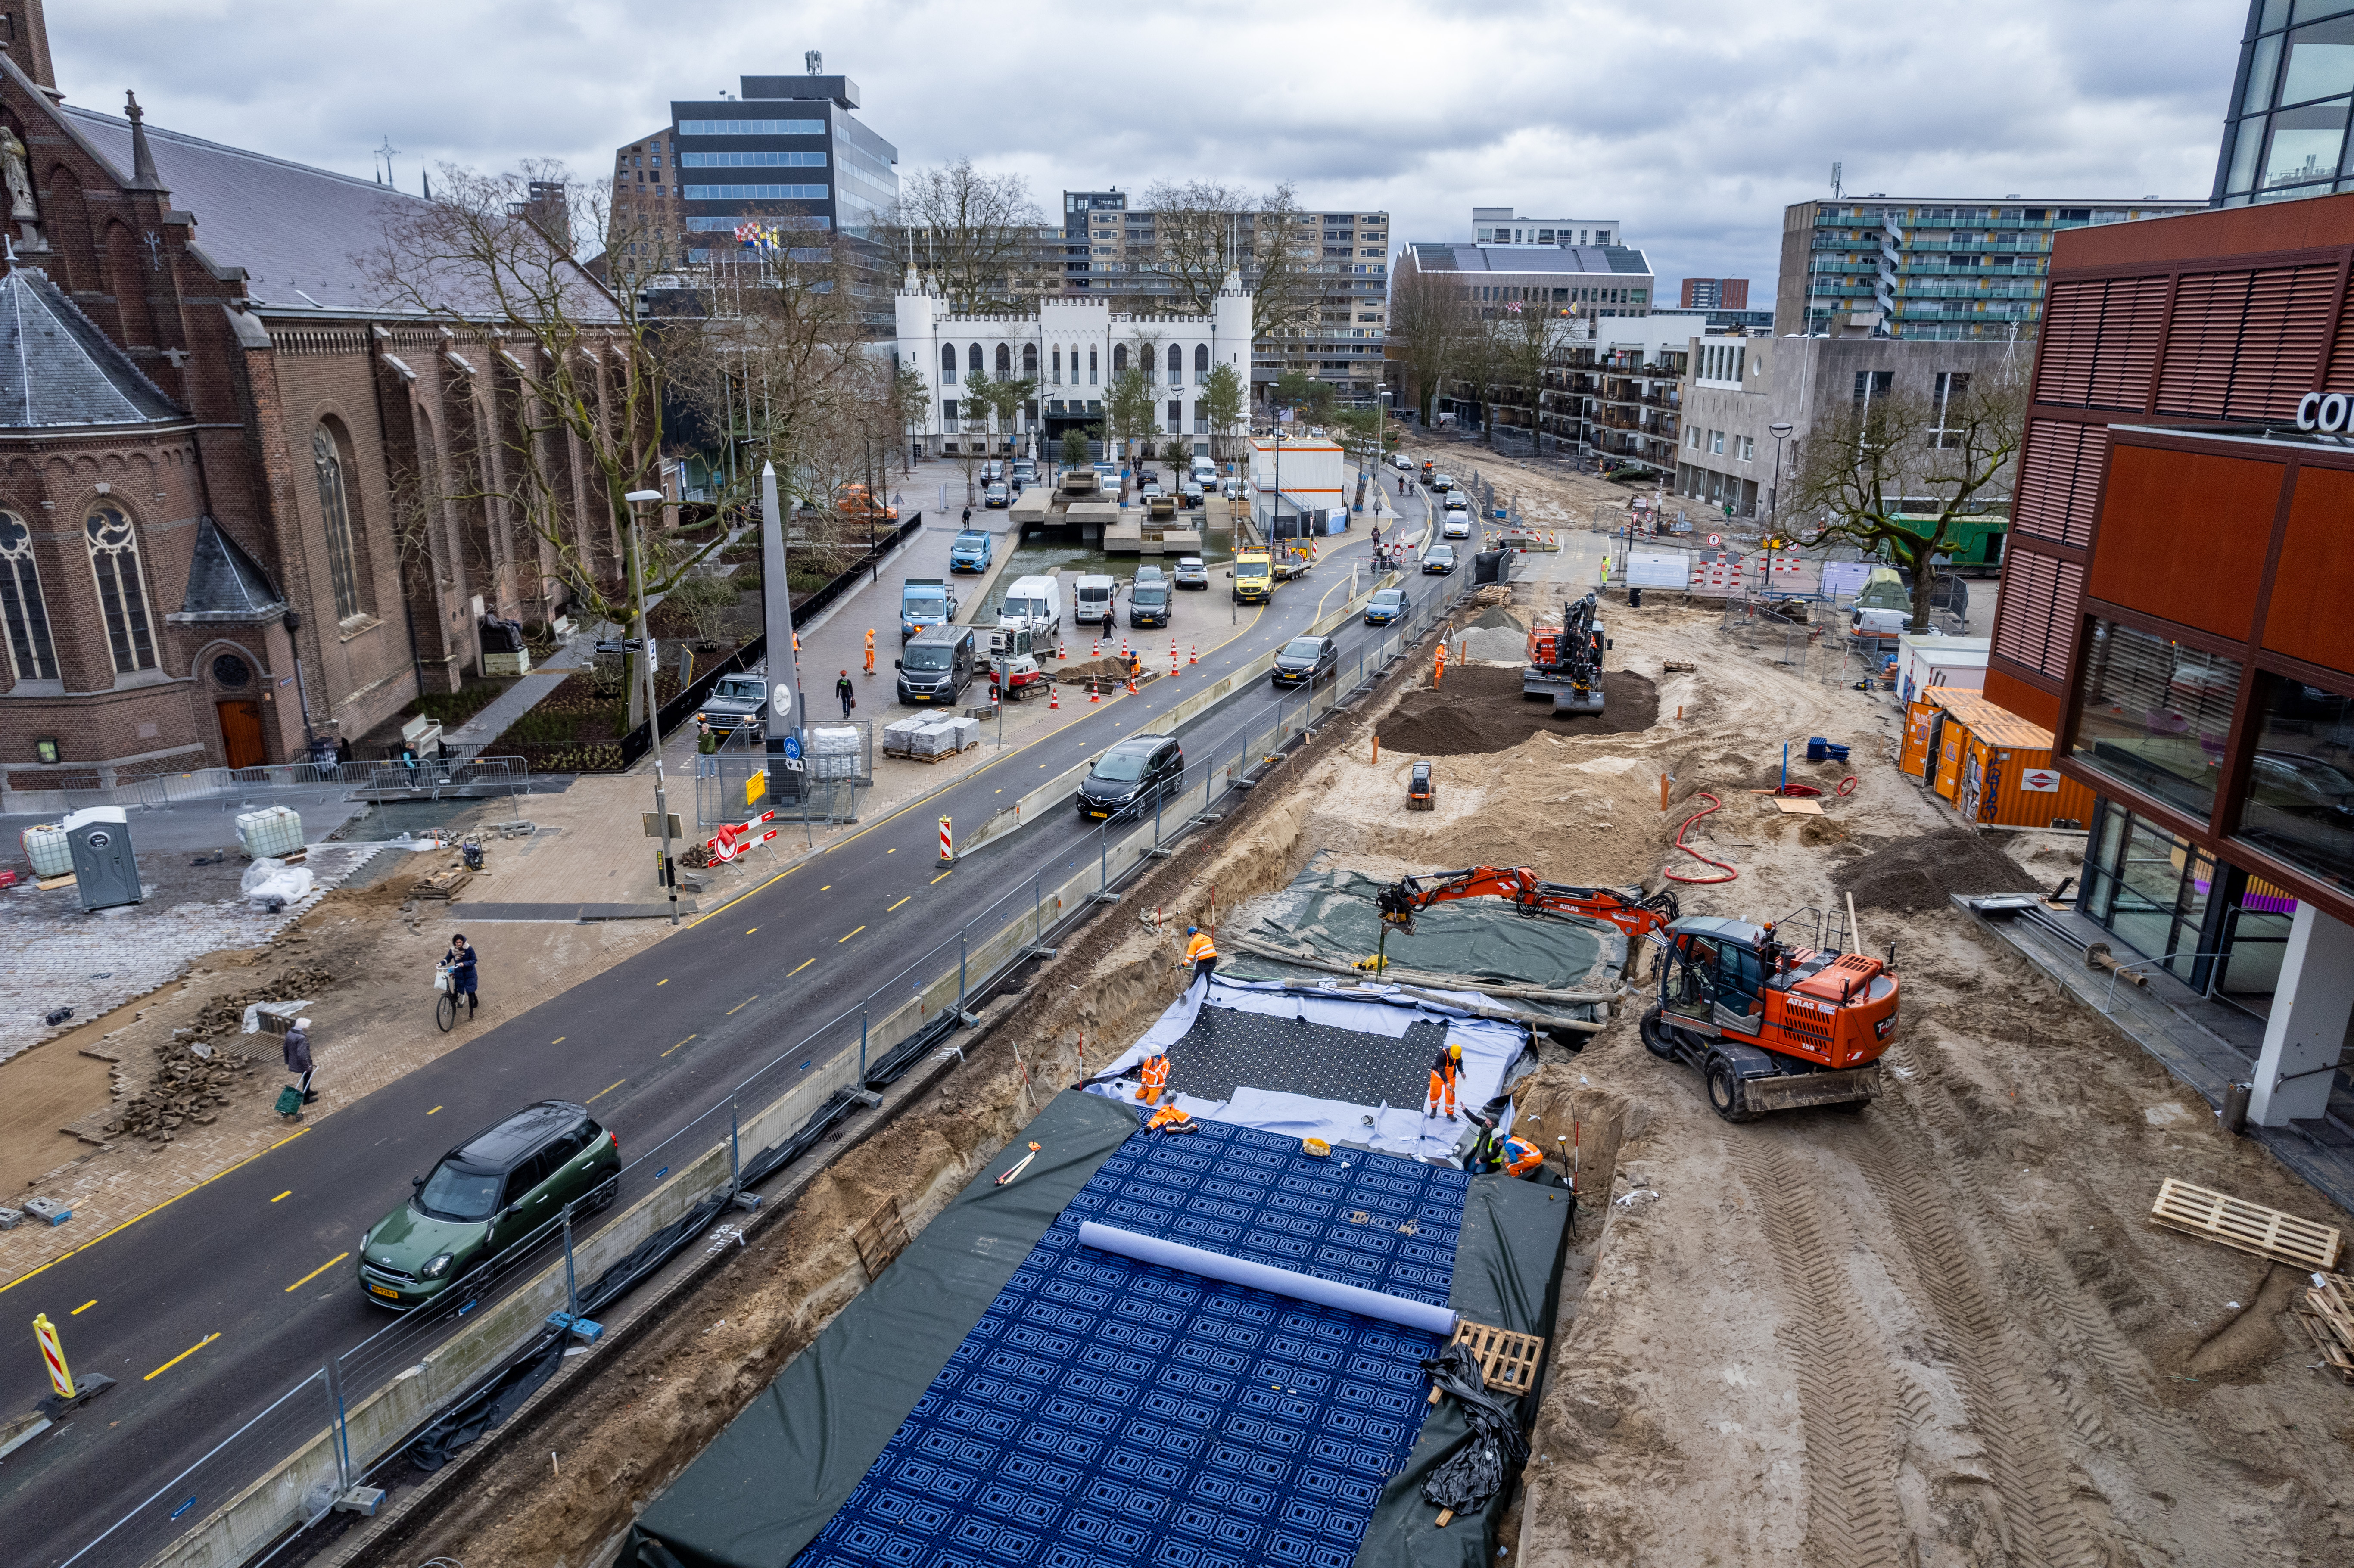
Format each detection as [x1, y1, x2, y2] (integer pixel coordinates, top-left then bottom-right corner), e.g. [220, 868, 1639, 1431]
[1376, 865, 1678, 938]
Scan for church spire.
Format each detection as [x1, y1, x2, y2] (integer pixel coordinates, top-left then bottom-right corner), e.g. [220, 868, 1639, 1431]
[124, 90, 164, 192]
[0, 4, 58, 94]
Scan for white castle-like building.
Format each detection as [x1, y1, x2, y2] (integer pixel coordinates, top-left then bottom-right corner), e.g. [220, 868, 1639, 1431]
[894, 266, 1254, 459]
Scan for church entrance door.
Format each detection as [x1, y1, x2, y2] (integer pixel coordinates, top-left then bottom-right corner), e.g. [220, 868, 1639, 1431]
[218, 700, 264, 768]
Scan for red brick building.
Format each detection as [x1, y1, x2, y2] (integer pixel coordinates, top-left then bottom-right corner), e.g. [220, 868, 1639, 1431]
[1987, 190, 2354, 1129]
[0, 0, 629, 793]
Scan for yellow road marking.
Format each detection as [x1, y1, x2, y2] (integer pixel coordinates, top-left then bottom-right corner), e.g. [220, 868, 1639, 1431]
[819, 885, 831, 892]
[686, 861, 800, 929]
[270, 1191, 291, 1203]
[428, 1105, 442, 1115]
[657, 978, 669, 986]
[726, 995, 757, 1015]
[887, 896, 910, 911]
[746, 927, 758, 934]
[0, 1127, 309, 1298]
[71, 1300, 94, 1315]
[887, 847, 896, 853]
[662, 1034, 697, 1057]
[285, 1252, 349, 1292]
[840, 925, 866, 942]
[931, 870, 953, 884]
[552, 1036, 566, 1045]
[585, 1079, 625, 1105]
[144, 1333, 220, 1381]
[788, 958, 813, 977]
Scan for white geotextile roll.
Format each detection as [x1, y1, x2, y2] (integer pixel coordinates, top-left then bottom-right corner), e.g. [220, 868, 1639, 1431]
[1077, 1220, 1457, 1336]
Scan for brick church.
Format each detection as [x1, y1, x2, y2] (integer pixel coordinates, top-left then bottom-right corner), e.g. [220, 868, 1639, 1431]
[0, 0, 631, 790]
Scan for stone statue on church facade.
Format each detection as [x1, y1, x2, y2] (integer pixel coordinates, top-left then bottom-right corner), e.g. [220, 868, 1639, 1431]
[0, 125, 33, 221]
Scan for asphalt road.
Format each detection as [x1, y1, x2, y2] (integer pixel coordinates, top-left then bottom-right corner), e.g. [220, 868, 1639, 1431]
[0, 472, 1454, 1567]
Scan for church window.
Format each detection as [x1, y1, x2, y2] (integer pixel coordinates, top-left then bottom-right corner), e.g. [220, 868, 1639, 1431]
[85, 504, 156, 674]
[314, 426, 364, 620]
[0, 512, 56, 681]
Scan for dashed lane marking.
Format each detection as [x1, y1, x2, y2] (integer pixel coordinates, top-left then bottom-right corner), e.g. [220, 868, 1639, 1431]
[887, 896, 910, 911]
[585, 1079, 625, 1106]
[726, 995, 757, 1016]
[285, 1253, 349, 1293]
[144, 1333, 220, 1381]
[788, 958, 814, 977]
[840, 925, 866, 942]
[661, 1034, 697, 1057]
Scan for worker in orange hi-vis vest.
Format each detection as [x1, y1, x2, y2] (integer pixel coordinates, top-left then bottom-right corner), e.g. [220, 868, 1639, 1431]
[863, 627, 876, 675]
[1426, 1040, 1463, 1119]
[1137, 1052, 1170, 1104]
[1146, 1103, 1196, 1133]
[1433, 641, 1448, 687]
[1181, 924, 1218, 987]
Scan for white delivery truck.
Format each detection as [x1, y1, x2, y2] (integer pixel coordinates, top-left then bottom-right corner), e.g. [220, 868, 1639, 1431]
[1072, 573, 1118, 627]
[997, 574, 1063, 638]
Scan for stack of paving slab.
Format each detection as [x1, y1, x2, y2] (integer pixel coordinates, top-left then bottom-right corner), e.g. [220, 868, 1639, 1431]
[884, 715, 977, 759]
[806, 725, 861, 781]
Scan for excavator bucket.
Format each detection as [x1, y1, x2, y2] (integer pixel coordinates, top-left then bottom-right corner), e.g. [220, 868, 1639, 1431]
[1551, 684, 1604, 715]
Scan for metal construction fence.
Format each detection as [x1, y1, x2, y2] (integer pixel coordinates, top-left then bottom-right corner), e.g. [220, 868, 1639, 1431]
[0, 756, 533, 817]
[693, 721, 877, 834]
[82, 550, 1482, 1568]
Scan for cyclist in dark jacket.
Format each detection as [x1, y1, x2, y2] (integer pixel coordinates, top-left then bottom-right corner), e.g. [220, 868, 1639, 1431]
[445, 935, 479, 1018]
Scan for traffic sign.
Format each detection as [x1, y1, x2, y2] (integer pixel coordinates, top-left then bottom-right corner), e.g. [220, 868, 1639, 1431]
[1706, 532, 1722, 547]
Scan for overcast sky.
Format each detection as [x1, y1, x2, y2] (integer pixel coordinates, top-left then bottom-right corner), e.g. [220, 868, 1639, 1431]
[61, 0, 2247, 300]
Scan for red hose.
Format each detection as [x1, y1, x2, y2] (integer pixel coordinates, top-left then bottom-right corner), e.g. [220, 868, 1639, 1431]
[1664, 792, 1738, 884]
[1836, 775, 1860, 797]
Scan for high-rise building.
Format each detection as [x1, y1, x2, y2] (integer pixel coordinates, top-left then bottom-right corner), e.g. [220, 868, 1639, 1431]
[2214, 0, 2354, 206]
[607, 65, 898, 269]
[1470, 208, 1619, 247]
[1680, 277, 1749, 310]
[1397, 241, 1655, 320]
[1778, 197, 2202, 340]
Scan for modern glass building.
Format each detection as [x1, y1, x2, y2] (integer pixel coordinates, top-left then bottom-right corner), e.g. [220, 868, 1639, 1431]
[2216, 0, 2354, 205]
[668, 72, 897, 264]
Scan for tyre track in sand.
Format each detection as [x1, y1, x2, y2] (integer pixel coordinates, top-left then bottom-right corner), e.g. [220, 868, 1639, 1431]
[1835, 1116, 2100, 1568]
[1729, 1136, 1905, 1568]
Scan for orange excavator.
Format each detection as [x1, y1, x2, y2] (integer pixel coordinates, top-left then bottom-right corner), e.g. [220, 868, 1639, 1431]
[1376, 868, 1899, 1122]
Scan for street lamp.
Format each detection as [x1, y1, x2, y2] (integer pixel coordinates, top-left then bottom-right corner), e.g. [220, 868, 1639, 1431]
[1766, 421, 1794, 532]
[624, 488, 679, 927]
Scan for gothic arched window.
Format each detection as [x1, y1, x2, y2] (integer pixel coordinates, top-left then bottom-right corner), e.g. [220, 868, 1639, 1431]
[1112, 343, 1128, 374]
[1168, 345, 1183, 383]
[1023, 343, 1037, 379]
[940, 344, 956, 384]
[968, 343, 983, 379]
[1194, 343, 1209, 384]
[995, 342, 1011, 377]
[0, 512, 57, 681]
[84, 504, 156, 673]
[314, 426, 364, 621]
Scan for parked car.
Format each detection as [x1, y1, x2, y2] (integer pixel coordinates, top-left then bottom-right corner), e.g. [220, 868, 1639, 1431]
[1140, 480, 1165, 501]
[1180, 481, 1205, 508]
[1174, 556, 1209, 590]
[984, 482, 1009, 509]
[949, 529, 993, 572]
[981, 460, 1003, 482]
[1423, 544, 1457, 575]
[356, 1101, 619, 1311]
[1222, 479, 1246, 499]
[1272, 635, 1339, 687]
[1130, 571, 1172, 628]
[1364, 587, 1409, 625]
[1077, 734, 1185, 820]
[699, 674, 767, 736]
[897, 624, 977, 704]
[1012, 460, 1037, 484]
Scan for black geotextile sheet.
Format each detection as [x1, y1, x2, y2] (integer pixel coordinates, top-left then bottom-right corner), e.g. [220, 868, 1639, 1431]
[1349, 1172, 1575, 1568]
[1169, 1002, 1450, 1107]
[625, 1090, 1144, 1568]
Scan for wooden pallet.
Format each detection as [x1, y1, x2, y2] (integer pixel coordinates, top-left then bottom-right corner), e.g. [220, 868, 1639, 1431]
[2292, 1304, 2354, 1383]
[851, 1196, 910, 1280]
[2148, 1177, 2343, 1271]
[1427, 1318, 1546, 1406]
[882, 740, 980, 764]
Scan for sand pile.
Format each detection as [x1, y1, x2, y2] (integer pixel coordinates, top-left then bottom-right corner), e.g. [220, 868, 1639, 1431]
[1377, 666, 1659, 754]
[1834, 826, 2042, 913]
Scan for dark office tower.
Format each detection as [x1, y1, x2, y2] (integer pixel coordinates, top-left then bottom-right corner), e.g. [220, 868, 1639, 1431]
[2215, 0, 2354, 206]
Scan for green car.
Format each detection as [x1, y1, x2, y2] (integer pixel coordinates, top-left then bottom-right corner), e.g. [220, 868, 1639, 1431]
[355, 1101, 619, 1310]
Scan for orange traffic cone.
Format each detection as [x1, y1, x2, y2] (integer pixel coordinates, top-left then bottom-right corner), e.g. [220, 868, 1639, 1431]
[1090, 680, 1099, 703]
[1057, 639, 1068, 660]
[1050, 684, 1060, 709]
[1121, 637, 1130, 660]
[1092, 638, 1101, 659]
[1171, 654, 1180, 678]
[1189, 643, 1198, 665]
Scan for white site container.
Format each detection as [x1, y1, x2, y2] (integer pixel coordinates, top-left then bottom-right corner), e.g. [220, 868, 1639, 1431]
[235, 805, 306, 860]
[20, 824, 70, 877]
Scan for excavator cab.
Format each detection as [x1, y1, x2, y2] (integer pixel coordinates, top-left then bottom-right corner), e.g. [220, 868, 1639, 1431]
[1406, 759, 1435, 811]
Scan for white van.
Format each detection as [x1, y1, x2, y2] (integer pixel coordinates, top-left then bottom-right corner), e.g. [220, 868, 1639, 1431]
[1072, 573, 1118, 627]
[1190, 457, 1217, 486]
[998, 574, 1062, 636]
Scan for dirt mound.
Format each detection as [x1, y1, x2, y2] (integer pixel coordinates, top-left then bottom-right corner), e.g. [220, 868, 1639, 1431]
[1833, 826, 2040, 914]
[1376, 665, 1659, 755]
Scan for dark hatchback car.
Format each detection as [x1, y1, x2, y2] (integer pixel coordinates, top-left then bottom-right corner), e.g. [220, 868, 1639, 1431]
[356, 1101, 620, 1310]
[1423, 544, 1457, 575]
[1272, 635, 1339, 687]
[1364, 587, 1409, 625]
[1077, 735, 1185, 820]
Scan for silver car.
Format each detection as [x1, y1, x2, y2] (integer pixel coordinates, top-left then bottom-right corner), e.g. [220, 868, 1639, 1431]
[1174, 556, 1209, 589]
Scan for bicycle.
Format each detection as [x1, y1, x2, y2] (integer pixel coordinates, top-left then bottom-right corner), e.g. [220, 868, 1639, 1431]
[436, 964, 460, 1033]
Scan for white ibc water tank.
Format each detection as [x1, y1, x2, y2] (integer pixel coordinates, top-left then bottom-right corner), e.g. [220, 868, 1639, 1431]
[235, 806, 306, 860]
[20, 824, 70, 877]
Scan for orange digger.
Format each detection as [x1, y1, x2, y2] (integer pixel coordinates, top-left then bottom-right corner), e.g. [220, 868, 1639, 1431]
[1375, 867, 1900, 1122]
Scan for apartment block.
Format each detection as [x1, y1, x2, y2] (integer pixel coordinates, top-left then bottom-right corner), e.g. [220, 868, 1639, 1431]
[1778, 196, 2201, 341]
[1470, 207, 1619, 246]
[1679, 277, 1749, 310]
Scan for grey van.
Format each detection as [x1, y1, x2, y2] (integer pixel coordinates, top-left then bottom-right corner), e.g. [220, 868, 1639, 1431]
[897, 625, 977, 705]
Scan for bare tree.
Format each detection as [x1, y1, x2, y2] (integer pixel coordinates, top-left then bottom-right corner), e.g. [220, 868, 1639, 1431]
[884, 160, 1046, 315]
[1789, 364, 2027, 631]
[1200, 361, 1246, 461]
[370, 159, 717, 728]
[1494, 299, 1576, 454]
[1143, 180, 1319, 348]
[1387, 255, 1471, 428]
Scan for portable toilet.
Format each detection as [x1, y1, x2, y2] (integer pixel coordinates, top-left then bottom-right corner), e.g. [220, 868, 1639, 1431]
[63, 806, 141, 910]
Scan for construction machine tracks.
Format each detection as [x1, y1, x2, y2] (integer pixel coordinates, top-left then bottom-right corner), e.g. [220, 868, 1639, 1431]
[1729, 1138, 1904, 1568]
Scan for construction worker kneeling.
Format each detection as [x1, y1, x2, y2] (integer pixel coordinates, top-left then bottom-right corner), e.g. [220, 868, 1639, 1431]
[1137, 1052, 1170, 1104]
[1426, 1041, 1463, 1119]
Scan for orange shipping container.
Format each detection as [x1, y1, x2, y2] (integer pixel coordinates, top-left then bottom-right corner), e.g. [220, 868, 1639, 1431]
[1918, 688, 2099, 829]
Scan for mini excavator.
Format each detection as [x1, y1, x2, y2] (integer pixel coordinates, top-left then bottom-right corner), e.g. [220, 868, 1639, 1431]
[1376, 868, 1899, 1122]
[1524, 591, 1607, 715]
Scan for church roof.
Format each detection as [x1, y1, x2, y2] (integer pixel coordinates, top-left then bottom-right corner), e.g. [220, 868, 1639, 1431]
[171, 516, 286, 624]
[60, 106, 616, 321]
[0, 265, 183, 427]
